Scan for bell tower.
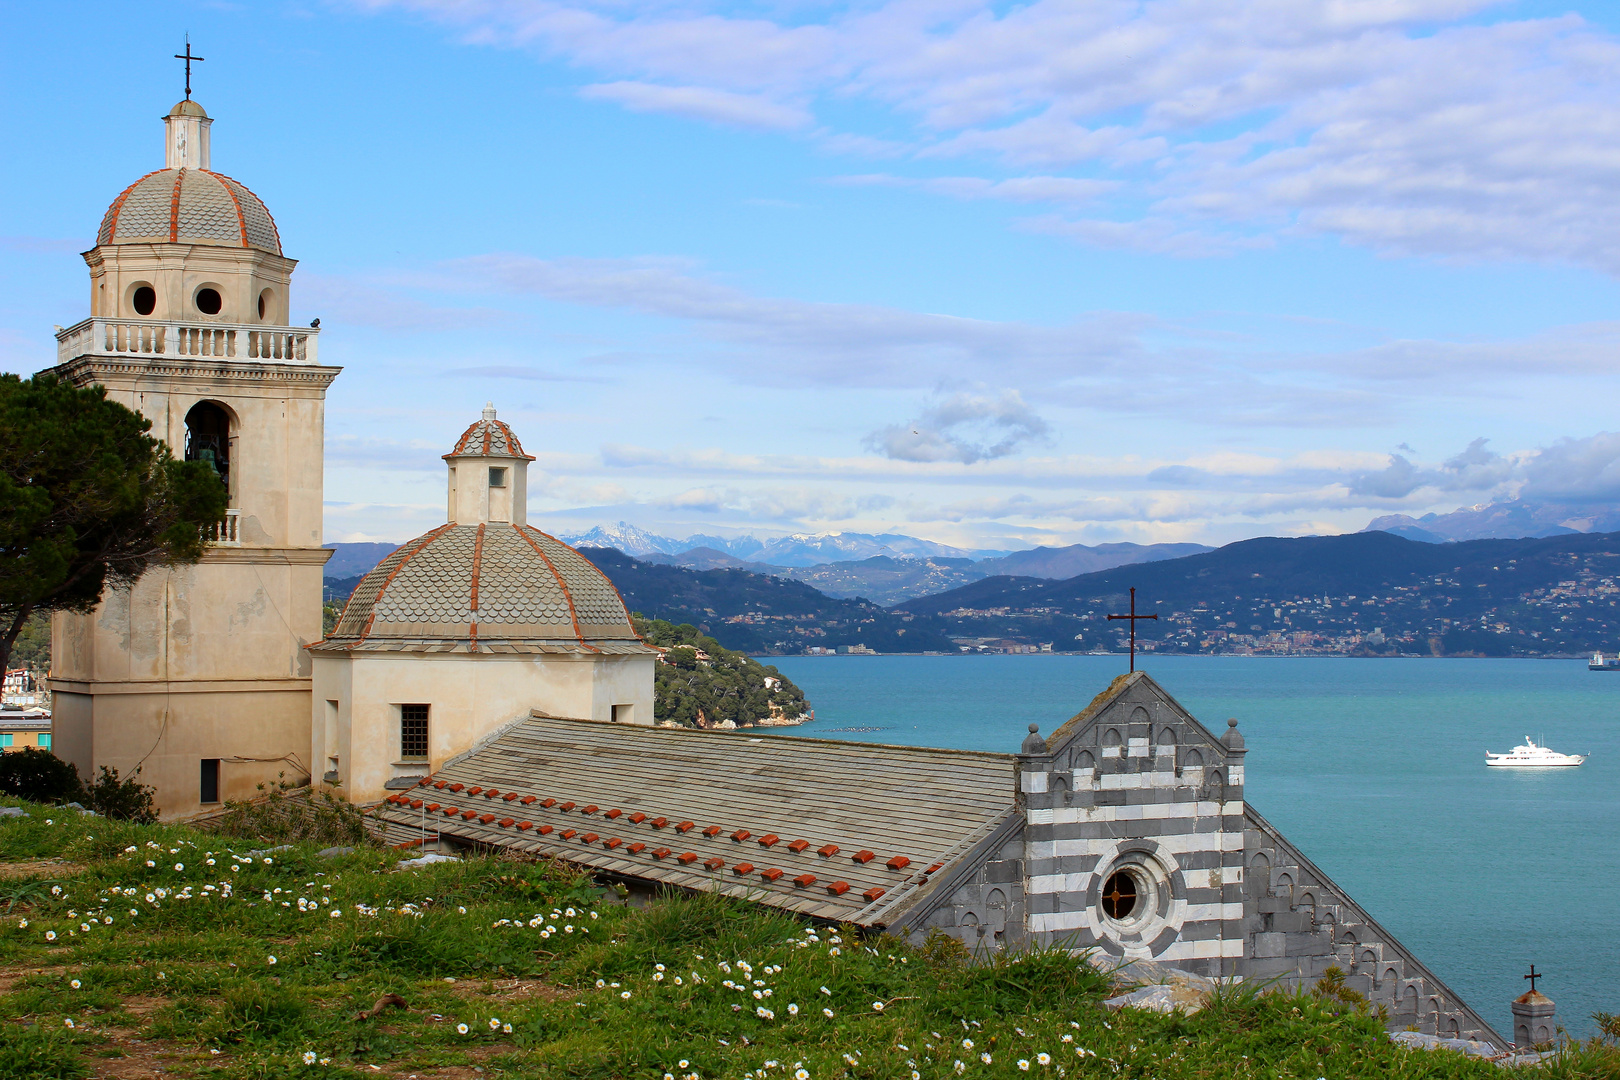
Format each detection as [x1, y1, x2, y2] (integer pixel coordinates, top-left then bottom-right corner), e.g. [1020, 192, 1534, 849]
[45, 92, 341, 818]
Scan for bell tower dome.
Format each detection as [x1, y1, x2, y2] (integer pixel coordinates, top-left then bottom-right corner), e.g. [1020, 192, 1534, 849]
[45, 90, 342, 820]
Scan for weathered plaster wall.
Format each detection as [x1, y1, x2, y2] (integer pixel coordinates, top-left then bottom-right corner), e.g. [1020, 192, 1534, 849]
[313, 652, 655, 805]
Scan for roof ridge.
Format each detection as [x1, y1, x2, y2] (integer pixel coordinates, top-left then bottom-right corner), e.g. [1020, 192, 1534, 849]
[207, 170, 282, 253]
[168, 168, 185, 243]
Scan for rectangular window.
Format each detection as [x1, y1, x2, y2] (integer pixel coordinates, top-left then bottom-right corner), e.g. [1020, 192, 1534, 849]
[401, 704, 430, 761]
[38, 734, 50, 751]
[611, 704, 633, 724]
[200, 758, 220, 804]
[488, 467, 507, 488]
[0, 733, 12, 748]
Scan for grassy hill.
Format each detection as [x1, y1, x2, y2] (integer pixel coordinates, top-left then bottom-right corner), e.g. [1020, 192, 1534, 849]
[0, 800, 1593, 1078]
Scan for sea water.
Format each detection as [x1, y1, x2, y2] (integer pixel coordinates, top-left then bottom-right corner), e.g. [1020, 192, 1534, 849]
[770, 655, 1619, 1039]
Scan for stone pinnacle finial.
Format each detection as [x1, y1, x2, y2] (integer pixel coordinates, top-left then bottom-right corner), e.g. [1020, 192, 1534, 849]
[1020, 723, 1046, 755]
[1221, 718, 1245, 752]
[483, 402, 497, 421]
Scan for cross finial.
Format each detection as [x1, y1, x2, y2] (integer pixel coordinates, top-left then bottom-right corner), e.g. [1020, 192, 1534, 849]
[174, 36, 205, 100]
[1106, 587, 1158, 672]
[1525, 965, 1544, 993]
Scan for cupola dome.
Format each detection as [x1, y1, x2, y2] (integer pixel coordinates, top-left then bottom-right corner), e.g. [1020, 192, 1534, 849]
[95, 100, 282, 255]
[315, 407, 653, 657]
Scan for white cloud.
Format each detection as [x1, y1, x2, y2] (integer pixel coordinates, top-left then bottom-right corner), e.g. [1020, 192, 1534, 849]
[865, 389, 1050, 463]
[832, 174, 1118, 206]
[356, 0, 1620, 273]
[580, 82, 811, 130]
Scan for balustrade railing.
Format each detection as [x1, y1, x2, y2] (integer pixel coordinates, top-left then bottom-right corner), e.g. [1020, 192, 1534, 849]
[202, 509, 241, 546]
[55, 318, 318, 366]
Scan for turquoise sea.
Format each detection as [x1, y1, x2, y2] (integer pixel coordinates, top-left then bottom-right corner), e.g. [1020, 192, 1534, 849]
[769, 655, 1619, 1040]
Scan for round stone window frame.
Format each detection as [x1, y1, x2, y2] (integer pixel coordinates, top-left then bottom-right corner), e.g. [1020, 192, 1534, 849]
[1092, 843, 1187, 954]
[127, 281, 158, 317]
[193, 283, 225, 317]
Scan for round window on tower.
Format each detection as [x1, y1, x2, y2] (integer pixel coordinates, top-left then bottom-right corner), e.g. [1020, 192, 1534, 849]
[195, 287, 223, 316]
[1101, 870, 1138, 920]
[257, 288, 273, 320]
[132, 285, 157, 316]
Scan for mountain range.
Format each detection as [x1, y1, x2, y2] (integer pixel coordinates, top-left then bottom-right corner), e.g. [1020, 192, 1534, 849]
[560, 522, 1000, 566]
[1361, 499, 1620, 543]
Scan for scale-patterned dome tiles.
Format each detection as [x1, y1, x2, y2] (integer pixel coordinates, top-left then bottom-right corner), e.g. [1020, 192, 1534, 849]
[523, 528, 639, 636]
[95, 168, 282, 254]
[318, 524, 645, 651]
[474, 526, 577, 637]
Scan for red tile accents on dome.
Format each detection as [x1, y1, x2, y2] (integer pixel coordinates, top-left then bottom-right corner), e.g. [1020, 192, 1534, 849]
[97, 167, 282, 254]
[445, 410, 534, 461]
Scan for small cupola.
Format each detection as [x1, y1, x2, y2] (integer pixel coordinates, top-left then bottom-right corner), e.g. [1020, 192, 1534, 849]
[165, 98, 212, 170]
[443, 403, 536, 526]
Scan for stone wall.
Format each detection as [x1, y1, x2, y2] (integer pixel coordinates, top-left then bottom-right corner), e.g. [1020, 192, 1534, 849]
[1240, 807, 1500, 1043]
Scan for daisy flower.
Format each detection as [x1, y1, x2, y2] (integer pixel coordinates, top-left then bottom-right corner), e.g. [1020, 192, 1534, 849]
[456, 1023, 469, 1035]
[303, 1051, 317, 1064]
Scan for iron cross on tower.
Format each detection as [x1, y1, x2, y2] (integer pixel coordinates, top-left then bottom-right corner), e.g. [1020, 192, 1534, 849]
[1525, 966, 1544, 993]
[1107, 587, 1158, 673]
[174, 37, 205, 99]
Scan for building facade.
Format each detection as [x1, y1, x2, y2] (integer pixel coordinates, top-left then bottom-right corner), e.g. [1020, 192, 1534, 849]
[310, 407, 658, 805]
[375, 669, 1501, 1047]
[45, 97, 339, 817]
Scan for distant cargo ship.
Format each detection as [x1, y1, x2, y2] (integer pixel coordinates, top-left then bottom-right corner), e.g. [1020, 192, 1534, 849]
[1591, 652, 1620, 670]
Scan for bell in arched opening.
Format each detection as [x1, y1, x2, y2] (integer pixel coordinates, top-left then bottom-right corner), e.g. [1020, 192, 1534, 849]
[185, 401, 232, 499]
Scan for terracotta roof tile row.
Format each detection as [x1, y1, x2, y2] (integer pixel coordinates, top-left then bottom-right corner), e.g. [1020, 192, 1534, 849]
[375, 714, 1018, 924]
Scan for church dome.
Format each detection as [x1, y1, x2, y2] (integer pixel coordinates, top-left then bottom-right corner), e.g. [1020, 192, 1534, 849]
[316, 524, 650, 654]
[445, 408, 535, 460]
[98, 168, 282, 254]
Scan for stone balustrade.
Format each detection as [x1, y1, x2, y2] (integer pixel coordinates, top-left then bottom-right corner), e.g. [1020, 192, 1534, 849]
[56, 317, 319, 366]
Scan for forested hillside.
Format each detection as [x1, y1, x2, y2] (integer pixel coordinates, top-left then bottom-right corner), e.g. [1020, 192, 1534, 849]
[635, 617, 809, 728]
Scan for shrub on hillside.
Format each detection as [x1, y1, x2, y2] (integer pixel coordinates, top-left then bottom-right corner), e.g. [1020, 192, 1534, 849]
[0, 748, 81, 804]
[82, 765, 158, 823]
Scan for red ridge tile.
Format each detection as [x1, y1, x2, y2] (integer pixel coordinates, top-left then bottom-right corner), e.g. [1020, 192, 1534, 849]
[852, 850, 875, 864]
[787, 839, 809, 853]
[886, 856, 911, 871]
[522, 796, 538, 805]
[483, 789, 499, 799]
[581, 832, 599, 844]
[478, 813, 496, 824]
[409, 799, 423, 809]
[732, 862, 755, 875]
[758, 834, 780, 847]
[433, 781, 447, 790]
[652, 847, 672, 859]
[561, 829, 577, 840]
[537, 824, 553, 835]
[461, 810, 479, 820]
[559, 802, 576, 812]
[627, 842, 646, 854]
[503, 793, 519, 802]
[731, 829, 751, 842]
[604, 838, 622, 849]
[425, 803, 441, 812]
[703, 825, 722, 837]
[676, 821, 695, 833]
[629, 812, 647, 824]
[604, 808, 622, 819]
[826, 881, 850, 896]
[703, 857, 726, 871]
[582, 805, 599, 815]
[925, 862, 944, 874]
[818, 844, 840, 858]
[862, 887, 886, 902]
[448, 783, 465, 793]
[517, 821, 534, 831]
[760, 868, 783, 882]
[467, 786, 483, 796]
[793, 874, 816, 888]
[418, 778, 432, 787]
[498, 817, 515, 828]
[676, 852, 697, 864]
[652, 817, 669, 829]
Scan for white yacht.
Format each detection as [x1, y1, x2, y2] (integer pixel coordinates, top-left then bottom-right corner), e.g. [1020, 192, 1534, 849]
[1486, 738, 1586, 767]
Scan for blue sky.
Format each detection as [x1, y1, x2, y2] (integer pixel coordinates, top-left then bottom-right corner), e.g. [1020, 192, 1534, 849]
[6, 0, 1620, 550]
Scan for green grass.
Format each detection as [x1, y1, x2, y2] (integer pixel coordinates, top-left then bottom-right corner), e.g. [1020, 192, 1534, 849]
[0, 799, 1611, 1079]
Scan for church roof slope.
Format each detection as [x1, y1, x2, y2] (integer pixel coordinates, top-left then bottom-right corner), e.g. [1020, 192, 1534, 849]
[375, 715, 1018, 924]
[314, 524, 654, 654]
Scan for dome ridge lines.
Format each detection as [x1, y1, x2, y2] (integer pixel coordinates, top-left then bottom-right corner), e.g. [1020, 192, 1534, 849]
[470, 522, 486, 652]
[204, 171, 281, 253]
[208, 170, 250, 248]
[516, 525, 594, 650]
[354, 523, 455, 648]
[99, 170, 163, 247]
[168, 168, 185, 243]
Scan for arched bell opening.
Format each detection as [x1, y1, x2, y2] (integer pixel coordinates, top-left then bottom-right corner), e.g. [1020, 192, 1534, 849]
[185, 401, 235, 504]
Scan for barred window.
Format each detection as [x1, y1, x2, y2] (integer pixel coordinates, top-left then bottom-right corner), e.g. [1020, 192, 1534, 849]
[401, 704, 430, 760]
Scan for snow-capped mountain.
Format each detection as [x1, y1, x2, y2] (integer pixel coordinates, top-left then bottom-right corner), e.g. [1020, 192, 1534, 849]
[563, 522, 683, 558]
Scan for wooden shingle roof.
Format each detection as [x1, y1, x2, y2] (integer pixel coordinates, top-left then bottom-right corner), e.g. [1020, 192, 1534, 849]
[376, 715, 1019, 924]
